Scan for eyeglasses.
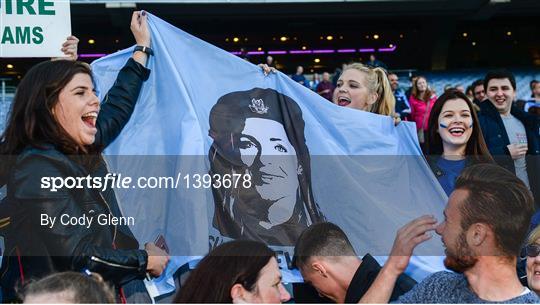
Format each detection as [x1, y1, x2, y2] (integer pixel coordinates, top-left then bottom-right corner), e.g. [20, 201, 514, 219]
[526, 244, 540, 257]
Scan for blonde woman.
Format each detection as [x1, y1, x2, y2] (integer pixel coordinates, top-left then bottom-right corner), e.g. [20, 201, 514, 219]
[259, 63, 397, 123]
[332, 63, 395, 117]
[526, 225, 540, 295]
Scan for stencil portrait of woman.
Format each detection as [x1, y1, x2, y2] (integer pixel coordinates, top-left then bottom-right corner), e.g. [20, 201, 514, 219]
[208, 88, 325, 246]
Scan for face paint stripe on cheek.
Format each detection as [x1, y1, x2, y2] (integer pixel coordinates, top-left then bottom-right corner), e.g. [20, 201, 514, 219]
[440, 122, 473, 129]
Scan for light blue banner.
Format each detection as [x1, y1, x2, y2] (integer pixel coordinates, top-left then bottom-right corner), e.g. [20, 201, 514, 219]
[91, 13, 447, 294]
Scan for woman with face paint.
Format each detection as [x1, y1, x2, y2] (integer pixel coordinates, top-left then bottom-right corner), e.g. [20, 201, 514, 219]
[425, 89, 494, 196]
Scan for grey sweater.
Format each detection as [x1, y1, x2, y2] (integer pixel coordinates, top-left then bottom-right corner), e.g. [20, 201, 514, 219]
[393, 271, 540, 303]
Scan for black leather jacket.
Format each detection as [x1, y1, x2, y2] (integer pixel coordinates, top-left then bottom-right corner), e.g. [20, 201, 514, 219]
[0, 58, 150, 297]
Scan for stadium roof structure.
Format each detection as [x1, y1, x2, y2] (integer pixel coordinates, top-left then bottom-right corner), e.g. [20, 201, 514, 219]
[2, 0, 539, 81]
[68, 0, 540, 19]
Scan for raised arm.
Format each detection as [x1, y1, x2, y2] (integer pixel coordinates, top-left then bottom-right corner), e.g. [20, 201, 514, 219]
[359, 215, 437, 303]
[94, 11, 152, 148]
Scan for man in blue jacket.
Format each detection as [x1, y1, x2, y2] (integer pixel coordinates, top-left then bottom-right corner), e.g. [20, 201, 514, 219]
[478, 70, 540, 207]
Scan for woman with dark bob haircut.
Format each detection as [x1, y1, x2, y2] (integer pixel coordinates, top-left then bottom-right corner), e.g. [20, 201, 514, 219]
[208, 87, 325, 246]
[0, 12, 168, 301]
[425, 89, 493, 195]
[175, 240, 291, 303]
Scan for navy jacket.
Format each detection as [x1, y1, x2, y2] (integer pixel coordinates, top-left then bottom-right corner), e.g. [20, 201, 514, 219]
[479, 101, 540, 206]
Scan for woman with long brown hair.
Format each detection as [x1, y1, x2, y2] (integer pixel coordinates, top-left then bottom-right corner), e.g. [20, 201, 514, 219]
[0, 11, 168, 301]
[409, 76, 437, 146]
[175, 240, 290, 303]
[425, 89, 493, 195]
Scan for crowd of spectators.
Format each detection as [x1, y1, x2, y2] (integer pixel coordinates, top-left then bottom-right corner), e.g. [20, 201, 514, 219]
[248, 57, 540, 303]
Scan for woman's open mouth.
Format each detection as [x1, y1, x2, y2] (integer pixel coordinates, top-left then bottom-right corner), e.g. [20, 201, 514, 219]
[81, 111, 98, 129]
[449, 126, 465, 137]
[337, 96, 351, 107]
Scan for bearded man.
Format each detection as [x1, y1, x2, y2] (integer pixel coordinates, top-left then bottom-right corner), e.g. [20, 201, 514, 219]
[358, 164, 540, 303]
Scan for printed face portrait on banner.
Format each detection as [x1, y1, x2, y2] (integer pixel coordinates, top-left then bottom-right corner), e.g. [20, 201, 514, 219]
[208, 88, 325, 246]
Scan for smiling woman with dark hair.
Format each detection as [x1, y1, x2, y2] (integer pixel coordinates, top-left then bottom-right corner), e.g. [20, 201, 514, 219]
[0, 11, 168, 301]
[208, 87, 325, 246]
[425, 89, 493, 195]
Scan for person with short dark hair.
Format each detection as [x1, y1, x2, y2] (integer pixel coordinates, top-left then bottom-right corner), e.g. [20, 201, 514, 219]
[471, 79, 486, 105]
[266, 55, 274, 68]
[366, 54, 387, 70]
[292, 66, 308, 87]
[530, 80, 538, 97]
[316, 72, 335, 102]
[332, 66, 343, 88]
[359, 163, 539, 303]
[310, 73, 321, 91]
[293, 222, 415, 303]
[465, 85, 474, 102]
[21, 271, 115, 303]
[388, 73, 411, 120]
[175, 240, 290, 303]
[478, 70, 540, 207]
[524, 80, 540, 113]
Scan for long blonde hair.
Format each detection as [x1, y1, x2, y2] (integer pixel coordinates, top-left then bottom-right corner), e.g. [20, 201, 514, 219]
[343, 63, 395, 116]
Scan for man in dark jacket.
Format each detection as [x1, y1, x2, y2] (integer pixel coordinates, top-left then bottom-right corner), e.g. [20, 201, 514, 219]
[291, 65, 308, 87]
[292, 222, 416, 303]
[479, 70, 540, 207]
[471, 78, 486, 106]
[389, 73, 411, 120]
